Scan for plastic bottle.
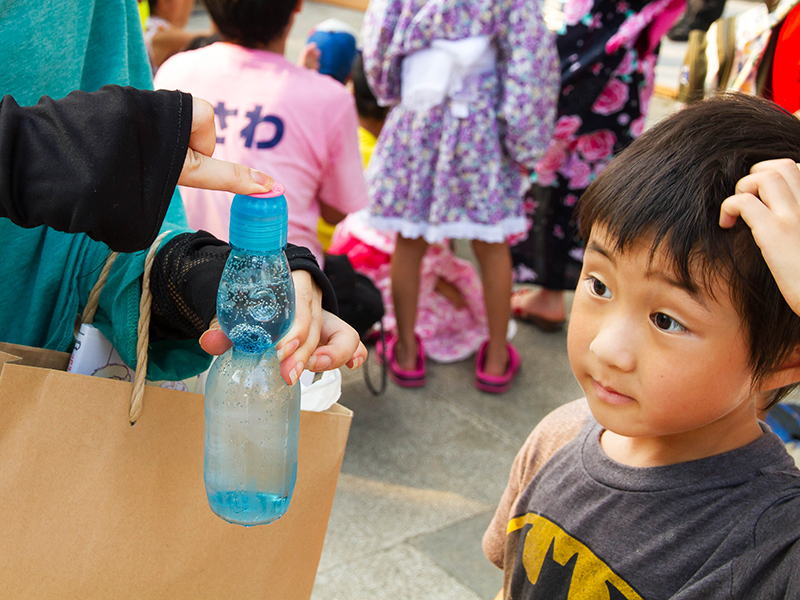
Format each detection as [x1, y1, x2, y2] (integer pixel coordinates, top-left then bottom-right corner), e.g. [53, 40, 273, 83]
[203, 183, 301, 526]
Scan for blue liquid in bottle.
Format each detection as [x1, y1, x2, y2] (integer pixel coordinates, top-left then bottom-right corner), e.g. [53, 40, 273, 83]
[203, 183, 301, 526]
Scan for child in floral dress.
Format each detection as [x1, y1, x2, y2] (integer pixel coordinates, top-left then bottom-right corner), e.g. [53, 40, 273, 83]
[361, 0, 559, 392]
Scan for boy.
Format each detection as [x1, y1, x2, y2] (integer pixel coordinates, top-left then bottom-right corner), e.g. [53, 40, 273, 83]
[483, 93, 800, 599]
[154, 0, 369, 265]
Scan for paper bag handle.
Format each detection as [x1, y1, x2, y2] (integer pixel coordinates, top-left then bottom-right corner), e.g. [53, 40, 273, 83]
[81, 230, 171, 424]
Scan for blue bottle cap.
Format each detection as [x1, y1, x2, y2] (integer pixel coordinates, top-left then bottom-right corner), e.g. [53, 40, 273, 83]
[229, 183, 288, 252]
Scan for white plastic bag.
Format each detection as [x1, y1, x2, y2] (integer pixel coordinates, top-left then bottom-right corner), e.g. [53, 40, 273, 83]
[299, 368, 342, 412]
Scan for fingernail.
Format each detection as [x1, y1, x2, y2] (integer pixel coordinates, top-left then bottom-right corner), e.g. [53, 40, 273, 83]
[276, 338, 299, 362]
[251, 170, 274, 190]
[350, 357, 363, 370]
[289, 362, 304, 386]
[308, 355, 331, 371]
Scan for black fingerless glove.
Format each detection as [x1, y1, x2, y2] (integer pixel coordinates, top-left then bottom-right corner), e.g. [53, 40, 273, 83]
[149, 231, 338, 342]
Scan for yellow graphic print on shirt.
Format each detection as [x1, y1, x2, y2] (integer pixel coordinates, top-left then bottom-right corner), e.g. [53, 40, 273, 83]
[507, 513, 644, 600]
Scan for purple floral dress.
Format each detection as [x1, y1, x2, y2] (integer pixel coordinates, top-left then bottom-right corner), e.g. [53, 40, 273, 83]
[510, 0, 684, 288]
[361, 0, 559, 243]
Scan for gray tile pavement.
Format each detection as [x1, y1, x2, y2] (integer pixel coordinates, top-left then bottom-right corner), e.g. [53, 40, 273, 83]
[319, 302, 582, 599]
[408, 512, 506, 600]
[313, 544, 485, 600]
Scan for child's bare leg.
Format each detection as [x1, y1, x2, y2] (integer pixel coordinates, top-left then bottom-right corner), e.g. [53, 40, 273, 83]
[391, 235, 429, 370]
[471, 239, 512, 376]
[434, 277, 467, 309]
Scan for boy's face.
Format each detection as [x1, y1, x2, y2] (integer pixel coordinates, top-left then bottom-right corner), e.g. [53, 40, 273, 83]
[567, 224, 763, 465]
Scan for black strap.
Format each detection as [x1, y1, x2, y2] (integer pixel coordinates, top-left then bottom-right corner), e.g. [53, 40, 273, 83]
[363, 322, 387, 396]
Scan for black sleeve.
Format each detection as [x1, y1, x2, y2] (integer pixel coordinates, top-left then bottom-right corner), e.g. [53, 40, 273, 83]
[149, 233, 338, 342]
[0, 85, 192, 253]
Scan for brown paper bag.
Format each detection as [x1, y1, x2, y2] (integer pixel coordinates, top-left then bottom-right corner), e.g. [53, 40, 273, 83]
[0, 236, 352, 598]
[0, 344, 352, 599]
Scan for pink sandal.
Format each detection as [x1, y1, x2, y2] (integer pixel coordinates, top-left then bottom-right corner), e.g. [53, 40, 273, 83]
[376, 334, 426, 388]
[475, 341, 520, 394]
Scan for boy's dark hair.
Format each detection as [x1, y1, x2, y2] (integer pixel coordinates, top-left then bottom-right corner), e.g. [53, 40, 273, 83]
[350, 51, 388, 122]
[202, 0, 299, 48]
[578, 92, 800, 408]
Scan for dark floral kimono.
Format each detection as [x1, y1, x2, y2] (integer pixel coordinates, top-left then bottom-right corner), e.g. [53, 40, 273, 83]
[511, 0, 684, 290]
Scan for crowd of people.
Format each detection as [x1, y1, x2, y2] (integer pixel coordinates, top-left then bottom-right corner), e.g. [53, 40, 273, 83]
[3, 0, 800, 596]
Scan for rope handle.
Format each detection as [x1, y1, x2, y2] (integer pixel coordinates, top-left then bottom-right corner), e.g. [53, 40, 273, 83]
[81, 231, 171, 423]
[81, 253, 119, 325]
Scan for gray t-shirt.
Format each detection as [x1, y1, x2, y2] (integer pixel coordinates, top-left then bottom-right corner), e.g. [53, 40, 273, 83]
[489, 401, 800, 599]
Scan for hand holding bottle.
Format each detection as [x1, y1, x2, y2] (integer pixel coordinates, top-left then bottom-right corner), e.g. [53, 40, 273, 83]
[199, 270, 367, 385]
[180, 98, 369, 380]
[275, 270, 367, 385]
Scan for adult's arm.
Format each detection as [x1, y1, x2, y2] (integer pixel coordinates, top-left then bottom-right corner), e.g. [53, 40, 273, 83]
[149, 232, 355, 385]
[0, 86, 274, 253]
[149, 232, 338, 345]
[0, 85, 192, 253]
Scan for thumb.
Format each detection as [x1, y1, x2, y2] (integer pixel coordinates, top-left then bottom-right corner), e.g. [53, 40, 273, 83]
[179, 148, 274, 195]
[199, 316, 233, 355]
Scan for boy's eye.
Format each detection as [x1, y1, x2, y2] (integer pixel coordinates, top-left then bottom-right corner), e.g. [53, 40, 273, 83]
[588, 276, 611, 298]
[651, 312, 687, 333]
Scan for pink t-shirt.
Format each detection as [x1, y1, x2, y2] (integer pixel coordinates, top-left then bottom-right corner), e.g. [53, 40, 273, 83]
[154, 42, 369, 263]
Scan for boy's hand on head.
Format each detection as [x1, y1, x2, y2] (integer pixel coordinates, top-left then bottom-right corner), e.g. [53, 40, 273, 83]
[720, 159, 800, 314]
[178, 96, 274, 195]
[298, 42, 321, 71]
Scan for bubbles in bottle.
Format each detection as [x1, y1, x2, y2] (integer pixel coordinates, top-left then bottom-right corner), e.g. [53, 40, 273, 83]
[248, 288, 278, 322]
[217, 276, 290, 353]
[227, 323, 271, 354]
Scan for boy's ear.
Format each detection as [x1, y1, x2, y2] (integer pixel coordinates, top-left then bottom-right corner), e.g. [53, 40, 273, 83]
[761, 345, 800, 391]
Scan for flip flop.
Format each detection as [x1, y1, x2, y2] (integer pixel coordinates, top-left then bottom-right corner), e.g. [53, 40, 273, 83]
[376, 334, 426, 388]
[475, 341, 521, 394]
